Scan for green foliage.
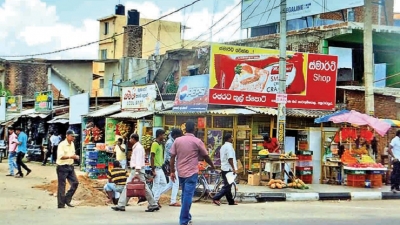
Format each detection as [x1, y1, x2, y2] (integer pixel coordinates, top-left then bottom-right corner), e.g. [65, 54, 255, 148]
[0, 82, 10, 97]
[165, 73, 178, 93]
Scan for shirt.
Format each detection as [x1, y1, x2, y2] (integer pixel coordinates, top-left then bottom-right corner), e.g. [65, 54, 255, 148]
[390, 136, 400, 159]
[151, 141, 164, 167]
[56, 140, 75, 165]
[220, 142, 237, 172]
[8, 133, 18, 152]
[114, 144, 127, 161]
[130, 142, 146, 169]
[50, 135, 61, 146]
[164, 135, 174, 162]
[263, 138, 280, 153]
[107, 168, 129, 185]
[170, 133, 208, 178]
[17, 132, 28, 154]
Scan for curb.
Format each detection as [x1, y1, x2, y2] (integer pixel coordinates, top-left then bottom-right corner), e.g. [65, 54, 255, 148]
[234, 191, 400, 203]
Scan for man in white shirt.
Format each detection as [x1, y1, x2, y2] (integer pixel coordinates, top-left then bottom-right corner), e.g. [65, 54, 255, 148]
[112, 133, 159, 212]
[51, 133, 61, 164]
[212, 133, 238, 206]
[388, 130, 400, 193]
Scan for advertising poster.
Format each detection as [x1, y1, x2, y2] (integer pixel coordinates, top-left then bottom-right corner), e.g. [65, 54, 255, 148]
[34, 91, 53, 112]
[209, 44, 338, 110]
[173, 74, 209, 112]
[6, 96, 22, 113]
[121, 84, 157, 111]
[105, 118, 119, 147]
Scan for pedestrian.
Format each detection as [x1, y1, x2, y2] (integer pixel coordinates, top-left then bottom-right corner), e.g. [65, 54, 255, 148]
[56, 130, 80, 208]
[6, 126, 18, 177]
[42, 132, 53, 166]
[113, 138, 127, 169]
[14, 127, 32, 178]
[51, 132, 61, 164]
[263, 134, 280, 179]
[104, 161, 129, 205]
[170, 120, 215, 225]
[151, 129, 168, 207]
[212, 133, 238, 206]
[112, 133, 160, 212]
[160, 128, 183, 207]
[388, 130, 400, 193]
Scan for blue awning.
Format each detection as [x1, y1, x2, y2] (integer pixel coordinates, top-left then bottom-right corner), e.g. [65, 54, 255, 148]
[314, 110, 350, 123]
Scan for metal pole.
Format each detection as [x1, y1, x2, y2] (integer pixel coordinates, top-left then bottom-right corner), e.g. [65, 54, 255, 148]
[277, 0, 287, 153]
[364, 0, 375, 116]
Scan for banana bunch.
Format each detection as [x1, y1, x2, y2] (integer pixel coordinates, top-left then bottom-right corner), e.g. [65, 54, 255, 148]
[258, 149, 269, 156]
[142, 134, 153, 150]
[117, 121, 131, 138]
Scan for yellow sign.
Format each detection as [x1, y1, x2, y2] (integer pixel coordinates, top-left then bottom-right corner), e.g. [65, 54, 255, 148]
[277, 120, 285, 143]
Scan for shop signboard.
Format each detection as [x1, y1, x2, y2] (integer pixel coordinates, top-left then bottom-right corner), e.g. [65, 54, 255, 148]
[69, 93, 89, 124]
[34, 91, 53, 112]
[241, 0, 364, 29]
[105, 118, 119, 147]
[6, 96, 22, 113]
[121, 84, 157, 111]
[173, 74, 209, 112]
[209, 44, 338, 110]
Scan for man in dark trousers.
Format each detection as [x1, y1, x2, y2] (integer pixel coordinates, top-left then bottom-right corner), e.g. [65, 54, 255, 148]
[56, 130, 80, 208]
[42, 132, 53, 166]
[212, 133, 238, 206]
[14, 127, 32, 178]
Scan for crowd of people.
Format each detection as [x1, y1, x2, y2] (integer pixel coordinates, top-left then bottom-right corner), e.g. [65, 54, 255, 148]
[5, 126, 32, 178]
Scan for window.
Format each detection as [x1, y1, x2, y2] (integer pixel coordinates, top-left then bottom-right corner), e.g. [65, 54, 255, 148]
[104, 22, 109, 35]
[99, 78, 104, 88]
[100, 49, 107, 60]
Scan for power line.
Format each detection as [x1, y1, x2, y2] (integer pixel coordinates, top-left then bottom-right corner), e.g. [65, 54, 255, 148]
[0, 0, 203, 58]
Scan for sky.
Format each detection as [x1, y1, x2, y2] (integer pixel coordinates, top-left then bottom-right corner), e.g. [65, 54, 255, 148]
[0, 0, 399, 60]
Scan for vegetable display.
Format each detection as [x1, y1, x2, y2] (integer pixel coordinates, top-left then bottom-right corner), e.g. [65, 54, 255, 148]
[267, 179, 287, 189]
[288, 179, 309, 189]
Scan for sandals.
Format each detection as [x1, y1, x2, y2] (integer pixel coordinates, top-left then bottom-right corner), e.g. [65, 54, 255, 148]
[212, 200, 221, 206]
[169, 202, 181, 207]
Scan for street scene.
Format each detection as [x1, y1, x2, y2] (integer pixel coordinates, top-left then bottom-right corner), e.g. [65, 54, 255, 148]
[1, 0, 400, 224]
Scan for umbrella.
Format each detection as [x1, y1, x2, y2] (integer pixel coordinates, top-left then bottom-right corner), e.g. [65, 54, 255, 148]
[328, 110, 391, 136]
[314, 109, 350, 123]
[381, 119, 400, 127]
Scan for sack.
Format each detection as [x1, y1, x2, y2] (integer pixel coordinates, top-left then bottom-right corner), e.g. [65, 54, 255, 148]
[126, 178, 146, 198]
[162, 160, 171, 176]
[237, 159, 244, 173]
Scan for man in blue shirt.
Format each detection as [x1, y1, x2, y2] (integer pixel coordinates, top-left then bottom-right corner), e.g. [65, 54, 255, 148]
[14, 127, 31, 178]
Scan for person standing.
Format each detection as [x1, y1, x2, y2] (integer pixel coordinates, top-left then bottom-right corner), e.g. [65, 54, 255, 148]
[112, 133, 159, 212]
[113, 138, 127, 169]
[170, 120, 215, 225]
[263, 134, 280, 179]
[151, 129, 168, 207]
[42, 132, 53, 166]
[388, 130, 400, 193]
[212, 133, 238, 206]
[6, 127, 18, 176]
[51, 132, 61, 164]
[56, 130, 80, 208]
[161, 128, 182, 207]
[14, 127, 31, 178]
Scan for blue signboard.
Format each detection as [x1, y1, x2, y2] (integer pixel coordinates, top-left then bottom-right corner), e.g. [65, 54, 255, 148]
[173, 74, 209, 112]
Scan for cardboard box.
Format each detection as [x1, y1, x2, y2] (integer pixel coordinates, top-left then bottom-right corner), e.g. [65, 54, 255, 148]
[261, 175, 269, 181]
[248, 174, 260, 186]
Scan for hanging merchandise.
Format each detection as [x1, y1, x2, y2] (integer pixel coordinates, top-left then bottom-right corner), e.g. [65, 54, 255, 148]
[334, 131, 340, 143]
[360, 128, 374, 142]
[38, 121, 46, 134]
[341, 150, 358, 164]
[27, 118, 32, 130]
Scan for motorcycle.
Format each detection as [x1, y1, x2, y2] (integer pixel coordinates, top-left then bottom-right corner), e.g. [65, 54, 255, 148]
[0, 140, 6, 163]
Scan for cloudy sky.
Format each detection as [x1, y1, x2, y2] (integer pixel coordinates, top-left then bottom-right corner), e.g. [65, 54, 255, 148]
[0, 0, 399, 60]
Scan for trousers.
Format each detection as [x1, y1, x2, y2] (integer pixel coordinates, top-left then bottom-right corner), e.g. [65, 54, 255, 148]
[56, 165, 79, 207]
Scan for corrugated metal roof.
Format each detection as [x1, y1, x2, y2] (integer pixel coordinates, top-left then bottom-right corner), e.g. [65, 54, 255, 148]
[246, 107, 333, 118]
[155, 101, 174, 111]
[159, 108, 257, 115]
[246, 107, 277, 115]
[47, 119, 69, 124]
[28, 113, 49, 118]
[109, 111, 154, 119]
[84, 103, 121, 117]
[337, 86, 400, 98]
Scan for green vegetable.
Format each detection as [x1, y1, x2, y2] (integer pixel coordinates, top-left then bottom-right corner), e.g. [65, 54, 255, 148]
[234, 64, 242, 75]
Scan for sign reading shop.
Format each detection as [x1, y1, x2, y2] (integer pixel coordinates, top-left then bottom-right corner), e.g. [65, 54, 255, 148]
[121, 84, 157, 111]
[34, 91, 53, 112]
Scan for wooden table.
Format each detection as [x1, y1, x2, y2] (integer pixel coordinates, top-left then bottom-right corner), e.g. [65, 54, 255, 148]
[259, 158, 297, 180]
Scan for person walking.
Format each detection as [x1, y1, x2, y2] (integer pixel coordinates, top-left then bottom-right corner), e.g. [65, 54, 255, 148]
[170, 120, 215, 225]
[51, 132, 61, 164]
[160, 128, 182, 207]
[14, 127, 31, 178]
[6, 127, 18, 177]
[388, 130, 400, 193]
[56, 130, 80, 208]
[151, 129, 168, 207]
[212, 133, 238, 206]
[112, 133, 159, 212]
[113, 138, 127, 169]
[42, 132, 53, 166]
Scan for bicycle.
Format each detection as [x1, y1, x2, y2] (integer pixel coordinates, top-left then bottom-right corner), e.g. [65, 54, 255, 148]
[193, 168, 237, 203]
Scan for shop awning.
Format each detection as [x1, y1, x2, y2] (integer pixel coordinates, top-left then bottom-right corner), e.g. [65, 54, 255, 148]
[159, 108, 257, 115]
[84, 103, 121, 118]
[27, 113, 50, 119]
[109, 111, 154, 119]
[48, 113, 69, 124]
[246, 107, 334, 118]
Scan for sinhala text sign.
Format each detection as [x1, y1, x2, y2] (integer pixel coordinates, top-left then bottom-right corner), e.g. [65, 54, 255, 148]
[209, 44, 338, 110]
[121, 84, 157, 111]
[34, 91, 53, 112]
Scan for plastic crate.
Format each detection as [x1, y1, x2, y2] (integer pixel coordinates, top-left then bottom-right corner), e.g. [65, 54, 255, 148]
[97, 158, 107, 163]
[347, 174, 366, 181]
[297, 175, 312, 184]
[86, 168, 98, 173]
[96, 163, 106, 169]
[85, 160, 97, 166]
[296, 161, 313, 167]
[98, 169, 106, 174]
[344, 169, 366, 175]
[347, 180, 365, 188]
[97, 174, 108, 180]
[85, 151, 98, 159]
[297, 155, 312, 161]
[371, 179, 383, 188]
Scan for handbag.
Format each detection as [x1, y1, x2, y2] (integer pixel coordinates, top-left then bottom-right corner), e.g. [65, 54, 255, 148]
[126, 178, 146, 198]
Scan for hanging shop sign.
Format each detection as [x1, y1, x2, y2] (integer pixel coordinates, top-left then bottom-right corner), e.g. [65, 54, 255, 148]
[173, 74, 209, 112]
[105, 118, 131, 146]
[121, 84, 157, 111]
[209, 44, 338, 110]
[6, 96, 22, 113]
[34, 91, 53, 112]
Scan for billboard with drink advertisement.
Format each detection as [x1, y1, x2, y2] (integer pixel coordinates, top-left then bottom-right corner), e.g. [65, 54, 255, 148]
[173, 74, 209, 112]
[209, 44, 338, 110]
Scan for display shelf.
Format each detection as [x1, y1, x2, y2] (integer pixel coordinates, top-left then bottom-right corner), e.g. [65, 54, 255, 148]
[238, 139, 263, 171]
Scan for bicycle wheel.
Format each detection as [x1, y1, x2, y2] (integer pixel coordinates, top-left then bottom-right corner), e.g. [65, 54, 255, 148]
[192, 176, 206, 202]
[215, 180, 237, 200]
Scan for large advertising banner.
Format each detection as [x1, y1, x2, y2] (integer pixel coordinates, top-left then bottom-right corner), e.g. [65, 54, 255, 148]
[121, 84, 157, 111]
[209, 44, 338, 110]
[173, 74, 209, 112]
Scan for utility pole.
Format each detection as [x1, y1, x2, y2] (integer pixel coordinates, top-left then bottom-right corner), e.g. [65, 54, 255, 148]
[277, 0, 287, 152]
[364, 0, 375, 116]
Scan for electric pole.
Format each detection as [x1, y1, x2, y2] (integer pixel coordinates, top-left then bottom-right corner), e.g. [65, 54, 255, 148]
[277, 0, 287, 152]
[364, 0, 375, 116]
